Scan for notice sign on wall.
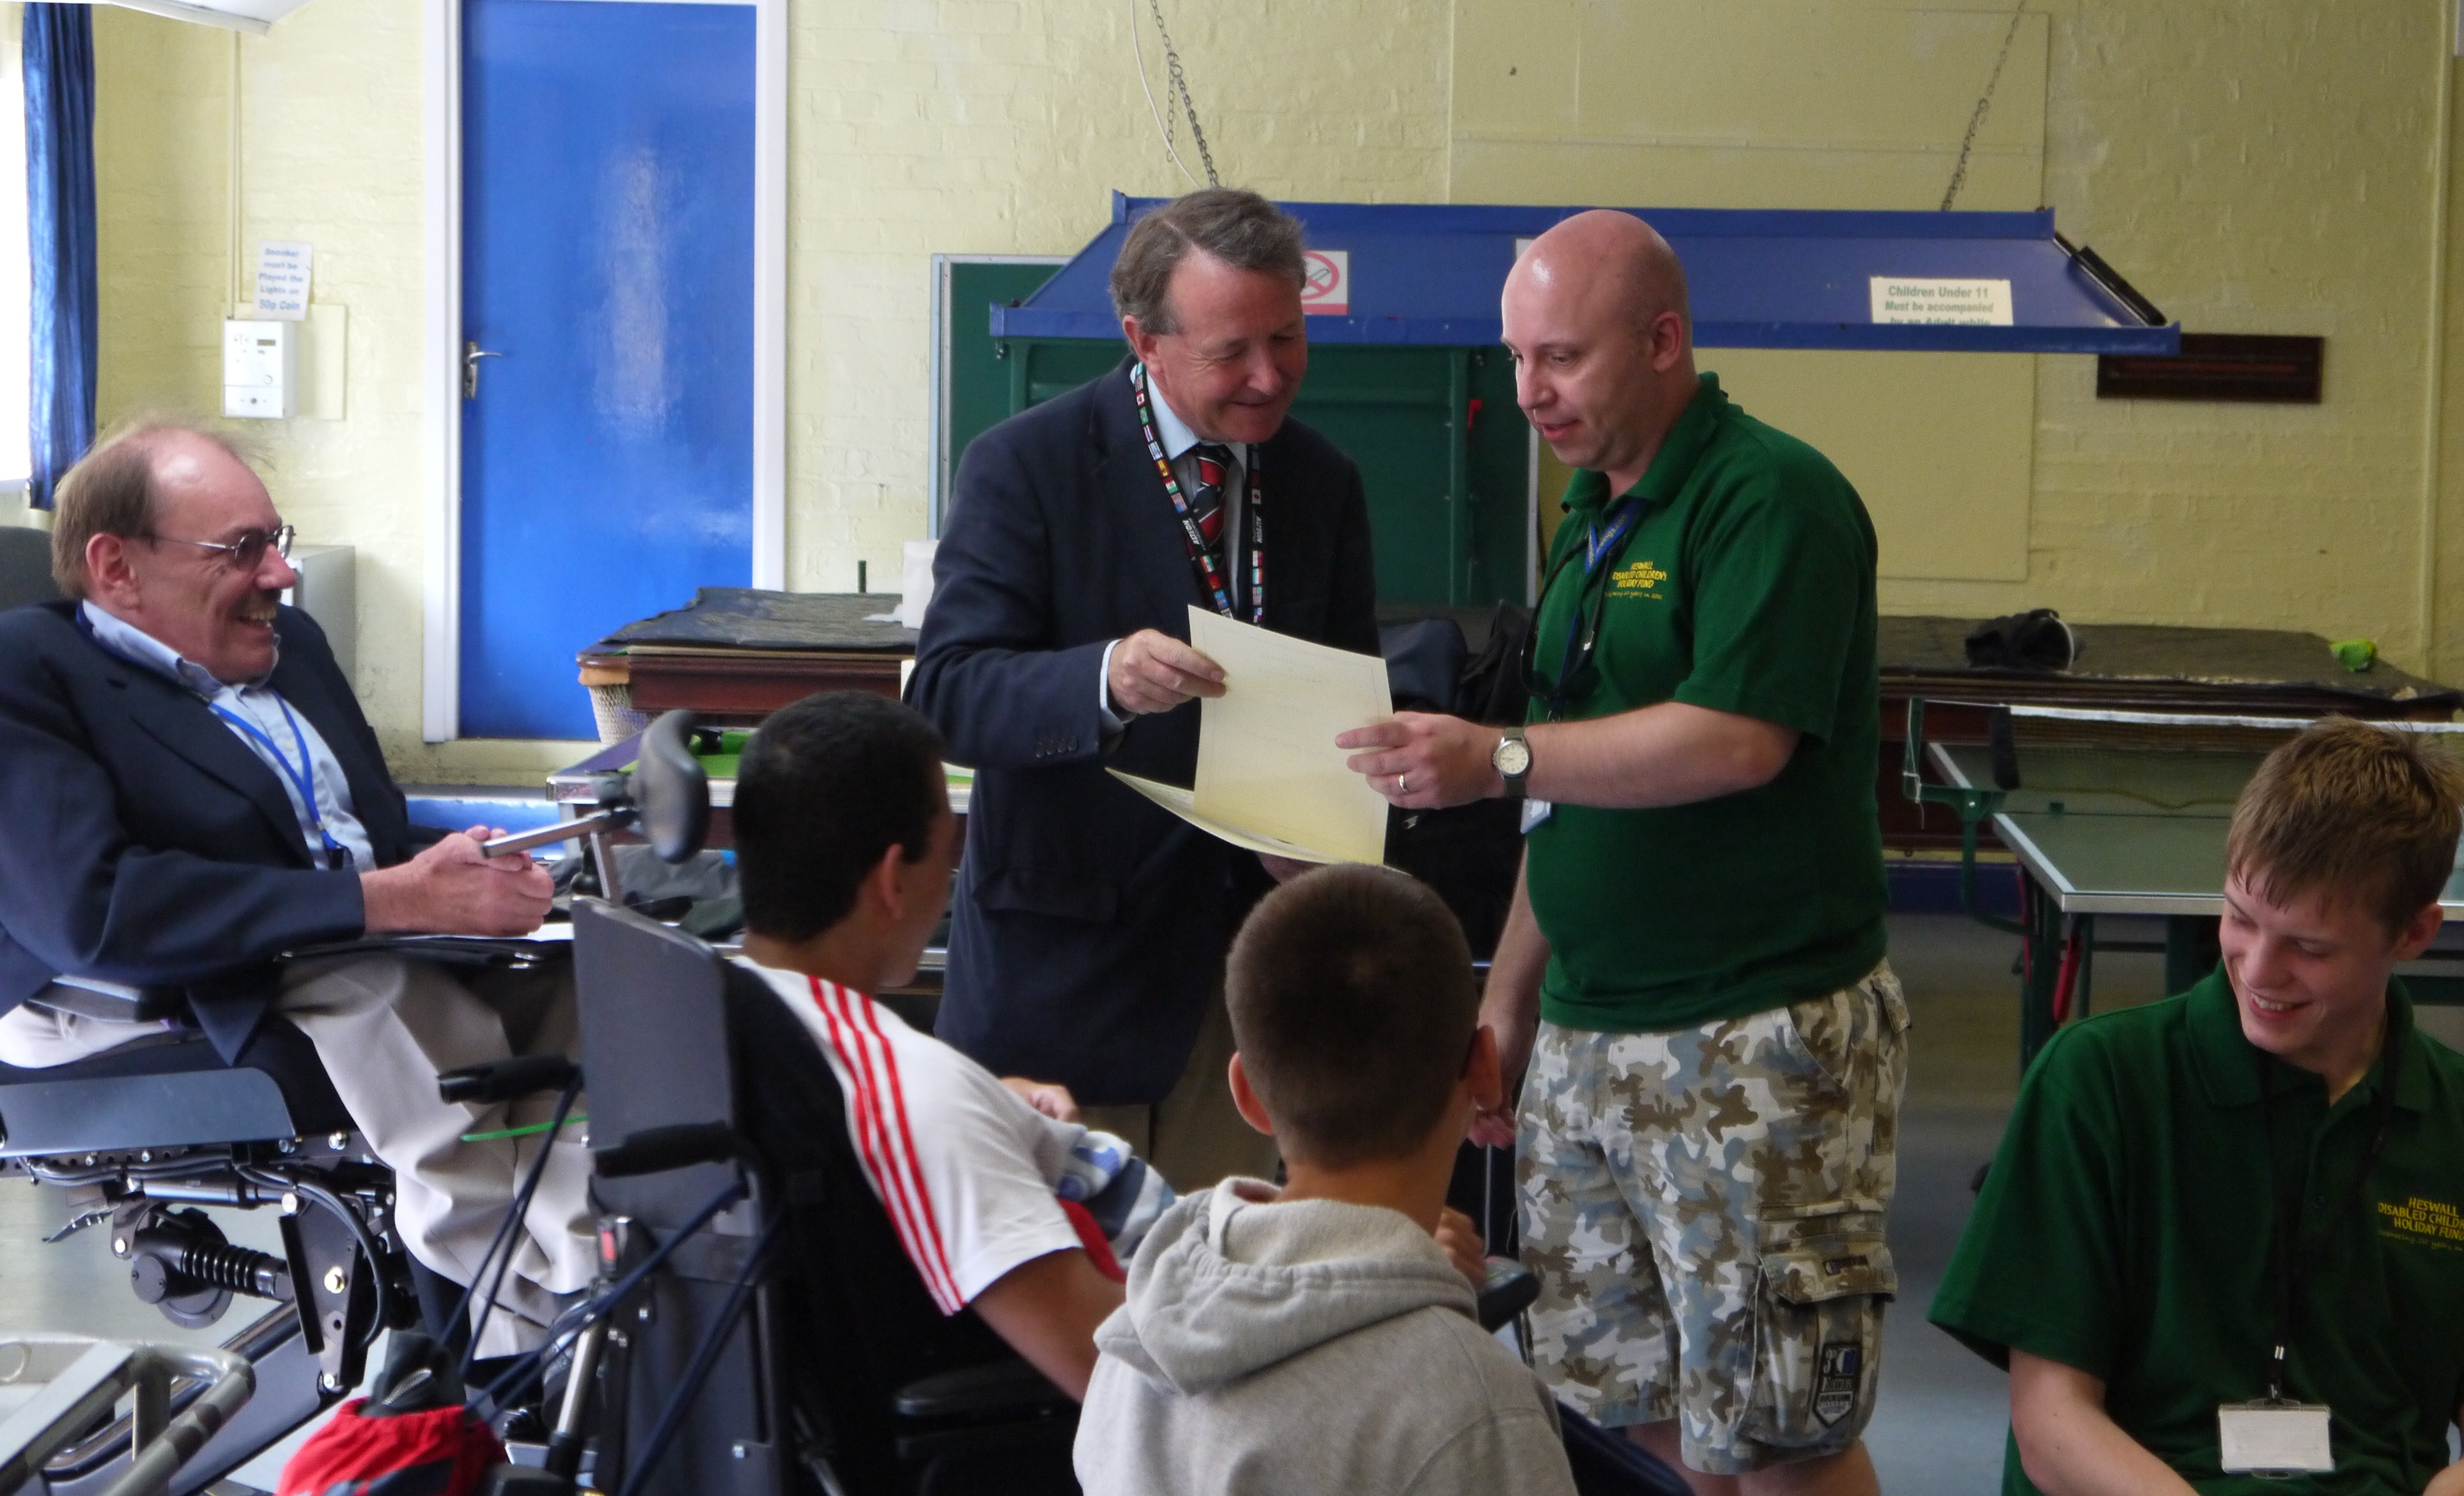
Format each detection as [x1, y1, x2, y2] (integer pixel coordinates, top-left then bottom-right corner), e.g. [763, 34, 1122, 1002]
[1869, 276, 2012, 326]
[1301, 249, 1349, 316]
[254, 241, 313, 321]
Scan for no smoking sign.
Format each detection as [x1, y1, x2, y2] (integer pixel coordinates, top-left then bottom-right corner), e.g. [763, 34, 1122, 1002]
[1301, 249, 1349, 316]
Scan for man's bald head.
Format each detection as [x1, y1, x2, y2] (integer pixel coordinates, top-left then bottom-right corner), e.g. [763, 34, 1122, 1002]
[1509, 210, 1691, 345]
[1501, 212, 1701, 492]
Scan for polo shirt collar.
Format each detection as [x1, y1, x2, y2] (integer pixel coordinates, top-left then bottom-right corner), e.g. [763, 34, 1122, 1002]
[80, 598, 277, 694]
[2184, 966, 2431, 1113]
[1562, 371, 1732, 519]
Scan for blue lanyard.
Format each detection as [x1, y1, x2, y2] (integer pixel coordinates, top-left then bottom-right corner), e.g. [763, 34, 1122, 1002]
[1534, 495, 1647, 717]
[1584, 497, 1646, 575]
[208, 695, 349, 869]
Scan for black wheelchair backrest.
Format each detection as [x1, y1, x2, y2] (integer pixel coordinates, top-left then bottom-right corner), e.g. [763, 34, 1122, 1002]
[572, 898, 738, 1225]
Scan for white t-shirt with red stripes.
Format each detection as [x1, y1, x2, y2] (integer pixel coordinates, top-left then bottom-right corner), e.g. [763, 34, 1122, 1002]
[741, 958, 1112, 1315]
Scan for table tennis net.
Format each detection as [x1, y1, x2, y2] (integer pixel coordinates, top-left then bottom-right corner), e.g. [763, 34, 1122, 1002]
[1975, 705, 2464, 758]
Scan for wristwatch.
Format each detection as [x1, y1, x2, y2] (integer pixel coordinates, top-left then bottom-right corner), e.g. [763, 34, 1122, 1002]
[1491, 726, 1532, 800]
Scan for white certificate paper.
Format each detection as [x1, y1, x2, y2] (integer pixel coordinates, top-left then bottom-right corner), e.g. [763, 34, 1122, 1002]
[1108, 608, 1393, 866]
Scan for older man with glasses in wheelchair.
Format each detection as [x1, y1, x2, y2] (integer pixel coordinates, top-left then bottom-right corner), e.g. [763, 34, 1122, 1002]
[0, 421, 592, 1355]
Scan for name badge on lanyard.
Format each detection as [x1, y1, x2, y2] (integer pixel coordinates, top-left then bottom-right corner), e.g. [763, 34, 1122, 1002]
[2216, 1000, 2400, 1478]
[2217, 1402, 2332, 1474]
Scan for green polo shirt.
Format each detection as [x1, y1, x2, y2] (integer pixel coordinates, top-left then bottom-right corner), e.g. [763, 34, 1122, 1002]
[1929, 972, 2464, 1494]
[1523, 372, 1886, 1033]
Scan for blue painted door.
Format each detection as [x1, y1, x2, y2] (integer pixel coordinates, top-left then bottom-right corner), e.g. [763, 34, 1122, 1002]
[460, 0, 755, 740]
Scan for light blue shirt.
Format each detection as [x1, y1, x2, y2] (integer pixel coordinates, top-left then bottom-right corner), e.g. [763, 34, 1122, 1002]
[81, 600, 376, 873]
[1103, 367, 1255, 722]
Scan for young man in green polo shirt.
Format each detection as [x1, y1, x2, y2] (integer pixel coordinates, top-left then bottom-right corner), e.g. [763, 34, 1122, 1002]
[1339, 212, 1898, 1494]
[1931, 718, 2464, 1495]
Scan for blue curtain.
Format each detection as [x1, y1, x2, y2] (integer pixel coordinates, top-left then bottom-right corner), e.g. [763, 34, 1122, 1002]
[24, 4, 95, 511]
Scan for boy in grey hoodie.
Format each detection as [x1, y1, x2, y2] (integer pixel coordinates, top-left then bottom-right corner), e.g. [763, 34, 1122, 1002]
[1076, 864, 1579, 1496]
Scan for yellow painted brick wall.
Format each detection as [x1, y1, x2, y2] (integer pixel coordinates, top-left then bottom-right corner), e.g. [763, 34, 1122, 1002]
[786, 0, 1452, 593]
[1458, 0, 2463, 680]
[93, 10, 226, 427]
[1898, 0, 2458, 676]
[91, 0, 474, 770]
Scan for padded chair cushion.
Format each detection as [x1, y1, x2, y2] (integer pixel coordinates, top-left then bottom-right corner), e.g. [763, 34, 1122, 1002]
[0, 525, 59, 612]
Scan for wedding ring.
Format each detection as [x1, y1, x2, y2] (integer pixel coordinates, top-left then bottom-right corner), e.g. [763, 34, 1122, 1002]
[1398, 774, 1410, 795]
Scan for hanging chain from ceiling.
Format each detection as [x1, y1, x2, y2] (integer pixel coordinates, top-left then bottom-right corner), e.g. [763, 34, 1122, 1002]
[1941, 1, 2030, 212]
[1144, 0, 1218, 189]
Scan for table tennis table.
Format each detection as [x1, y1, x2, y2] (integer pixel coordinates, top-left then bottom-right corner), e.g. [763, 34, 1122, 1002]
[1907, 701, 2464, 1068]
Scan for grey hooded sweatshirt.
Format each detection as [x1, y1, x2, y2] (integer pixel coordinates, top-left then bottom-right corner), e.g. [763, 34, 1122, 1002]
[1076, 1178, 1577, 1496]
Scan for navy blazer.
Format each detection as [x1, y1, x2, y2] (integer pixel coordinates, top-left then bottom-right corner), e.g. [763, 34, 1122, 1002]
[909, 359, 1380, 1104]
[0, 600, 418, 1061]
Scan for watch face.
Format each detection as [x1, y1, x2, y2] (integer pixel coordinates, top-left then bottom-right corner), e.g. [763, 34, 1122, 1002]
[1495, 738, 1532, 776]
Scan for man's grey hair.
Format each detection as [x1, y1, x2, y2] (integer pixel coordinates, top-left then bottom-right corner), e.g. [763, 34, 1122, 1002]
[1109, 188, 1307, 336]
[50, 418, 263, 599]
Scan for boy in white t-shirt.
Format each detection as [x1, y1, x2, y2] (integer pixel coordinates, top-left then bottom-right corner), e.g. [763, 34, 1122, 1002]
[729, 690, 1169, 1399]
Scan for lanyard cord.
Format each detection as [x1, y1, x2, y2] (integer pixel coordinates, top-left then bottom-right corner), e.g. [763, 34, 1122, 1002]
[1131, 363, 1265, 626]
[2254, 999, 2401, 1403]
[207, 694, 348, 868]
[1530, 495, 1648, 719]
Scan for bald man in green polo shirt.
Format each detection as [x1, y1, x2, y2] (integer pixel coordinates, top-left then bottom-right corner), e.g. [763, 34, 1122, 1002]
[1932, 719, 2464, 1495]
[1340, 212, 1898, 1494]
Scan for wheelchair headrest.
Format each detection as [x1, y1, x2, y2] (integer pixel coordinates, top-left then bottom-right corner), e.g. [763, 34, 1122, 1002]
[635, 710, 710, 864]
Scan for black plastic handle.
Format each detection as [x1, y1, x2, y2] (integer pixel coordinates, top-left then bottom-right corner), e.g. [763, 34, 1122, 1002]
[437, 1054, 580, 1105]
[1475, 1258, 1540, 1333]
[594, 1123, 743, 1179]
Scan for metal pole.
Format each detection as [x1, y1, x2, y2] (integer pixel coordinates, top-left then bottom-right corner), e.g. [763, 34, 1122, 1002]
[545, 1319, 608, 1481]
[1446, 349, 1471, 605]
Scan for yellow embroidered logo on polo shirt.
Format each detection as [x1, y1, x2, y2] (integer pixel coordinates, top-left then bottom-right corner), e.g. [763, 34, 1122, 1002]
[2379, 1196, 2464, 1250]
[1610, 559, 1668, 597]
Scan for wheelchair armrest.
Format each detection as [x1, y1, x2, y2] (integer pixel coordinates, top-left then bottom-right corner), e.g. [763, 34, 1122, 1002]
[892, 1357, 1072, 1423]
[36, 976, 186, 1024]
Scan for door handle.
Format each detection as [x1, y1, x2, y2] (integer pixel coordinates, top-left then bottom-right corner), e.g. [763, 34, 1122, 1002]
[463, 341, 506, 399]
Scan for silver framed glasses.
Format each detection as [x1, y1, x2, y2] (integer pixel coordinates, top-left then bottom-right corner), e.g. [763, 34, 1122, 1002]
[148, 524, 296, 571]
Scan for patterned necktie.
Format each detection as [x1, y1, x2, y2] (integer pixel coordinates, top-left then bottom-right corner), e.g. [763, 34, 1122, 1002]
[1186, 442, 1234, 561]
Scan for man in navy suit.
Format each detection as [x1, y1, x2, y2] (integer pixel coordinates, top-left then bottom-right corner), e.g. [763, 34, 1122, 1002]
[909, 189, 1379, 1187]
[0, 424, 592, 1350]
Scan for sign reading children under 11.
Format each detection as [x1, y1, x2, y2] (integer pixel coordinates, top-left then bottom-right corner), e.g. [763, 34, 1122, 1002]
[1869, 276, 2013, 326]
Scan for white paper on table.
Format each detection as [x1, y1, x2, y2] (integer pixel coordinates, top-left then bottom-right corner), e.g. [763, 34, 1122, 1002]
[1183, 606, 1393, 864]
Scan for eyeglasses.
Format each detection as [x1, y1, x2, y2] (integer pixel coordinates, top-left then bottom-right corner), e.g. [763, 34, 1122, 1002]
[146, 524, 296, 572]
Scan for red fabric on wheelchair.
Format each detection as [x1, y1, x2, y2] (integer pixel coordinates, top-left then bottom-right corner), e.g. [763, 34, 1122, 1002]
[275, 1398, 506, 1496]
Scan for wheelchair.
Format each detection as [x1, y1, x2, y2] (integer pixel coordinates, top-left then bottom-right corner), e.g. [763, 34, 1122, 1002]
[0, 710, 1079, 1495]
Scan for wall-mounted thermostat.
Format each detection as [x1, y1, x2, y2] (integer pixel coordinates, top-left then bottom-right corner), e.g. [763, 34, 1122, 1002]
[223, 319, 297, 419]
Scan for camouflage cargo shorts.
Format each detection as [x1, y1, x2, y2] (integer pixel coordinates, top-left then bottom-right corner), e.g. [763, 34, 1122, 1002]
[1518, 962, 1910, 1476]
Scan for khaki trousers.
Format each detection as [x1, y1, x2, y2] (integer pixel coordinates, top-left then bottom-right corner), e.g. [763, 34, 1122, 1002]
[275, 954, 596, 1354]
[1080, 979, 1278, 1192]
